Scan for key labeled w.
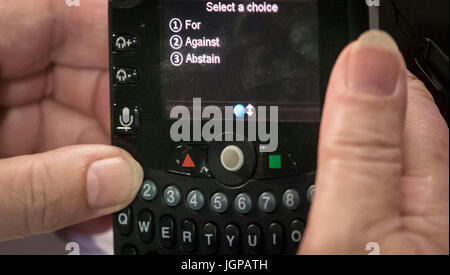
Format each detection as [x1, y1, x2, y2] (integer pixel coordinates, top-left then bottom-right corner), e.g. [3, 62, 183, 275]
[138, 221, 151, 232]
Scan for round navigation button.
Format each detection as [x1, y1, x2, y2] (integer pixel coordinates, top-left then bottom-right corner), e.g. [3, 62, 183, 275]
[221, 146, 244, 172]
[207, 138, 256, 187]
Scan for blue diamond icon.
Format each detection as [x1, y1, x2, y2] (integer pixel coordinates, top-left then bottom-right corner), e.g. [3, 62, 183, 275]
[234, 104, 246, 118]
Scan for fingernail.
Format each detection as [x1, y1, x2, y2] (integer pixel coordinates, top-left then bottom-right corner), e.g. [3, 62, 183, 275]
[87, 157, 143, 209]
[347, 30, 403, 94]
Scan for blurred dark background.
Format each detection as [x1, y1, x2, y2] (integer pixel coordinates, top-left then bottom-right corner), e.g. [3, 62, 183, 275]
[380, 0, 449, 122]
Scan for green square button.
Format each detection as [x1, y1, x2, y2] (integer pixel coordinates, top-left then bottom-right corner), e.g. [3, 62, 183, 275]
[269, 155, 282, 169]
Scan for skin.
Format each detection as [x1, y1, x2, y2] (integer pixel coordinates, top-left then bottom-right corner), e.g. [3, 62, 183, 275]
[300, 36, 449, 254]
[0, 0, 448, 254]
[0, 0, 116, 235]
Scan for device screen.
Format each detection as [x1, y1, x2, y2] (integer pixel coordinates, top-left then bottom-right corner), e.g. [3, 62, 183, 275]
[161, 0, 320, 122]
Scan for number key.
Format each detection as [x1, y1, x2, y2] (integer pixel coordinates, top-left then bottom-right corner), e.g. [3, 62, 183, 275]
[163, 185, 181, 207]
[186, 190, 205, 211]
[210, 192, 229, 214]
[258, 192, 276, 213]
[234, 193, 252, 214]
[139, 179, 158, 201]
[282, 189, 300, 210]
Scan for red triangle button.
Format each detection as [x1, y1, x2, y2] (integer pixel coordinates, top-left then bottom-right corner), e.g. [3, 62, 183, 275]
[182, 154, 195, 168]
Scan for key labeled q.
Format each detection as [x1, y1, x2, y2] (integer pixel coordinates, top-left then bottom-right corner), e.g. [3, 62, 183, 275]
[118, 213, 129, 225]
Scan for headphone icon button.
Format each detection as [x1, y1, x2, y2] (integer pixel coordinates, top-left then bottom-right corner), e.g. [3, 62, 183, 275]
[112, 34, 139, 51]
[113, 67, 139, 84]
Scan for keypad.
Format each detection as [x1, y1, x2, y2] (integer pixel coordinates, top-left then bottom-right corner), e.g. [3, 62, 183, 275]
[115, 177, 309, 253]
[115, 176, 309, 254]
[114, 168, 313, 255]
[118, 208, 305, 255]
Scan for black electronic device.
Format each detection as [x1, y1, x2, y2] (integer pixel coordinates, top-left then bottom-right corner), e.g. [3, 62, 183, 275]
[109, 0, 369, 255]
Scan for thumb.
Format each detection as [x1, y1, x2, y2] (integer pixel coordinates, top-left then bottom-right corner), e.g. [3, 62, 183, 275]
[0, 145, 143, 241]
[300, 30, 407, 254]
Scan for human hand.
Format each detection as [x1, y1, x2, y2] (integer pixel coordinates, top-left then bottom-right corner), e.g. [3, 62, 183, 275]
[300, 30, 449, 254]
[0, 0, 142, 240]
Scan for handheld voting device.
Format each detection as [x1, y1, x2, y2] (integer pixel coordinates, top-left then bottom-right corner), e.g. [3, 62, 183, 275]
[109, 0, 369, 255]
